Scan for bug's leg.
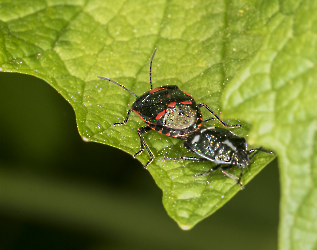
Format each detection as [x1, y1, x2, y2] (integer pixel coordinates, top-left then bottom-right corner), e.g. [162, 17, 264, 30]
[165, 156, 209, 161]
[221, 166, 244, 189]
[249, 147, 274, 160]
[113, 109, 133, 126]
[237, 167, 244, 190]
[134, 126, 154, 169]
[198, 103, 242, 128]
[202, 117, 216, 122]
[193, 163, 223, 177]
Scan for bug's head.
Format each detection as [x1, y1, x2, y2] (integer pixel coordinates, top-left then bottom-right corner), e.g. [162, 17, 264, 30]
[225, 137, 248, 168]
[231, 148, 249, 168]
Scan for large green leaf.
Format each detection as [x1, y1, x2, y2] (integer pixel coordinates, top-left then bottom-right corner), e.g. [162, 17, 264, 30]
[222, 1, 317, 250]
[0, 0, 276, 229]
[0, 0, 314, 244]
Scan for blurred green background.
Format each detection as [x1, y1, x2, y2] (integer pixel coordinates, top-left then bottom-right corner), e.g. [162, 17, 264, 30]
[0, 72, 279, 250]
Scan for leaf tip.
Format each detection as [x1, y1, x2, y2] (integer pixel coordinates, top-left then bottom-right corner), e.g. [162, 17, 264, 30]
[179, 224, 192, 231]
[82, 136, 89, 142]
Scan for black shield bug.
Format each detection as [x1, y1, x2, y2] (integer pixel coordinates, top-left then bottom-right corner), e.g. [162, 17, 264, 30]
[98, 49, 241, 168]
[166, 126, 273, 188]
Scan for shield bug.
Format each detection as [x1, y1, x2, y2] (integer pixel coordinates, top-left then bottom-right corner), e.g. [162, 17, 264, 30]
[98, 49, 241, 168]
[166, 126, 273, 188]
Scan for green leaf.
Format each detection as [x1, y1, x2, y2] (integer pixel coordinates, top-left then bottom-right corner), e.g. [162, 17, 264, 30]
[1, 0, 301, 233]
[222, 1, 317, 250]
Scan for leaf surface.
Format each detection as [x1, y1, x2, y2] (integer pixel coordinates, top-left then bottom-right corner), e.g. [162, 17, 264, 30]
[0, 0, 279, 229]
[222, 1, 317, 249]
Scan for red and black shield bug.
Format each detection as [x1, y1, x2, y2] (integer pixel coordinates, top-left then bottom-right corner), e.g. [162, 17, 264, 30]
[98, 49, 241, 168]
[166, 126, 273, 189]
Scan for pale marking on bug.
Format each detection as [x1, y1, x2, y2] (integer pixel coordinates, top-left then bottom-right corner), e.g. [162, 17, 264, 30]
[191, 135, 200, 144]
[223, 139, 237, 151]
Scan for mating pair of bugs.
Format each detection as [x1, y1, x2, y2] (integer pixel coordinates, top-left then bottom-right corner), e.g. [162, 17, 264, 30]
[98, 49, 272, 188]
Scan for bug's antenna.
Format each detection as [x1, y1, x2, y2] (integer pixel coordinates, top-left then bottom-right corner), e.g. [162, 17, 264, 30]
[97, 76, 138, 98]
[249, 147, 274, 160]
[149, 48, 157, 90]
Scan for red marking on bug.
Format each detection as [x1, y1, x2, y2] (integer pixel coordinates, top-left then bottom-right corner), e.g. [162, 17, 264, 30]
[179, 87, 192, 94]
[156, 110, 166, 120]
[133, 109, 141, 117]
[181, 101, 192, 105]
[149, 87, 163, 94]
[166, 93, 172, 98]
[165, 132, 171, 136]
[147, 123, 156, 129]
[133, 109, 149, 122]
[168, 102, 176, 107]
